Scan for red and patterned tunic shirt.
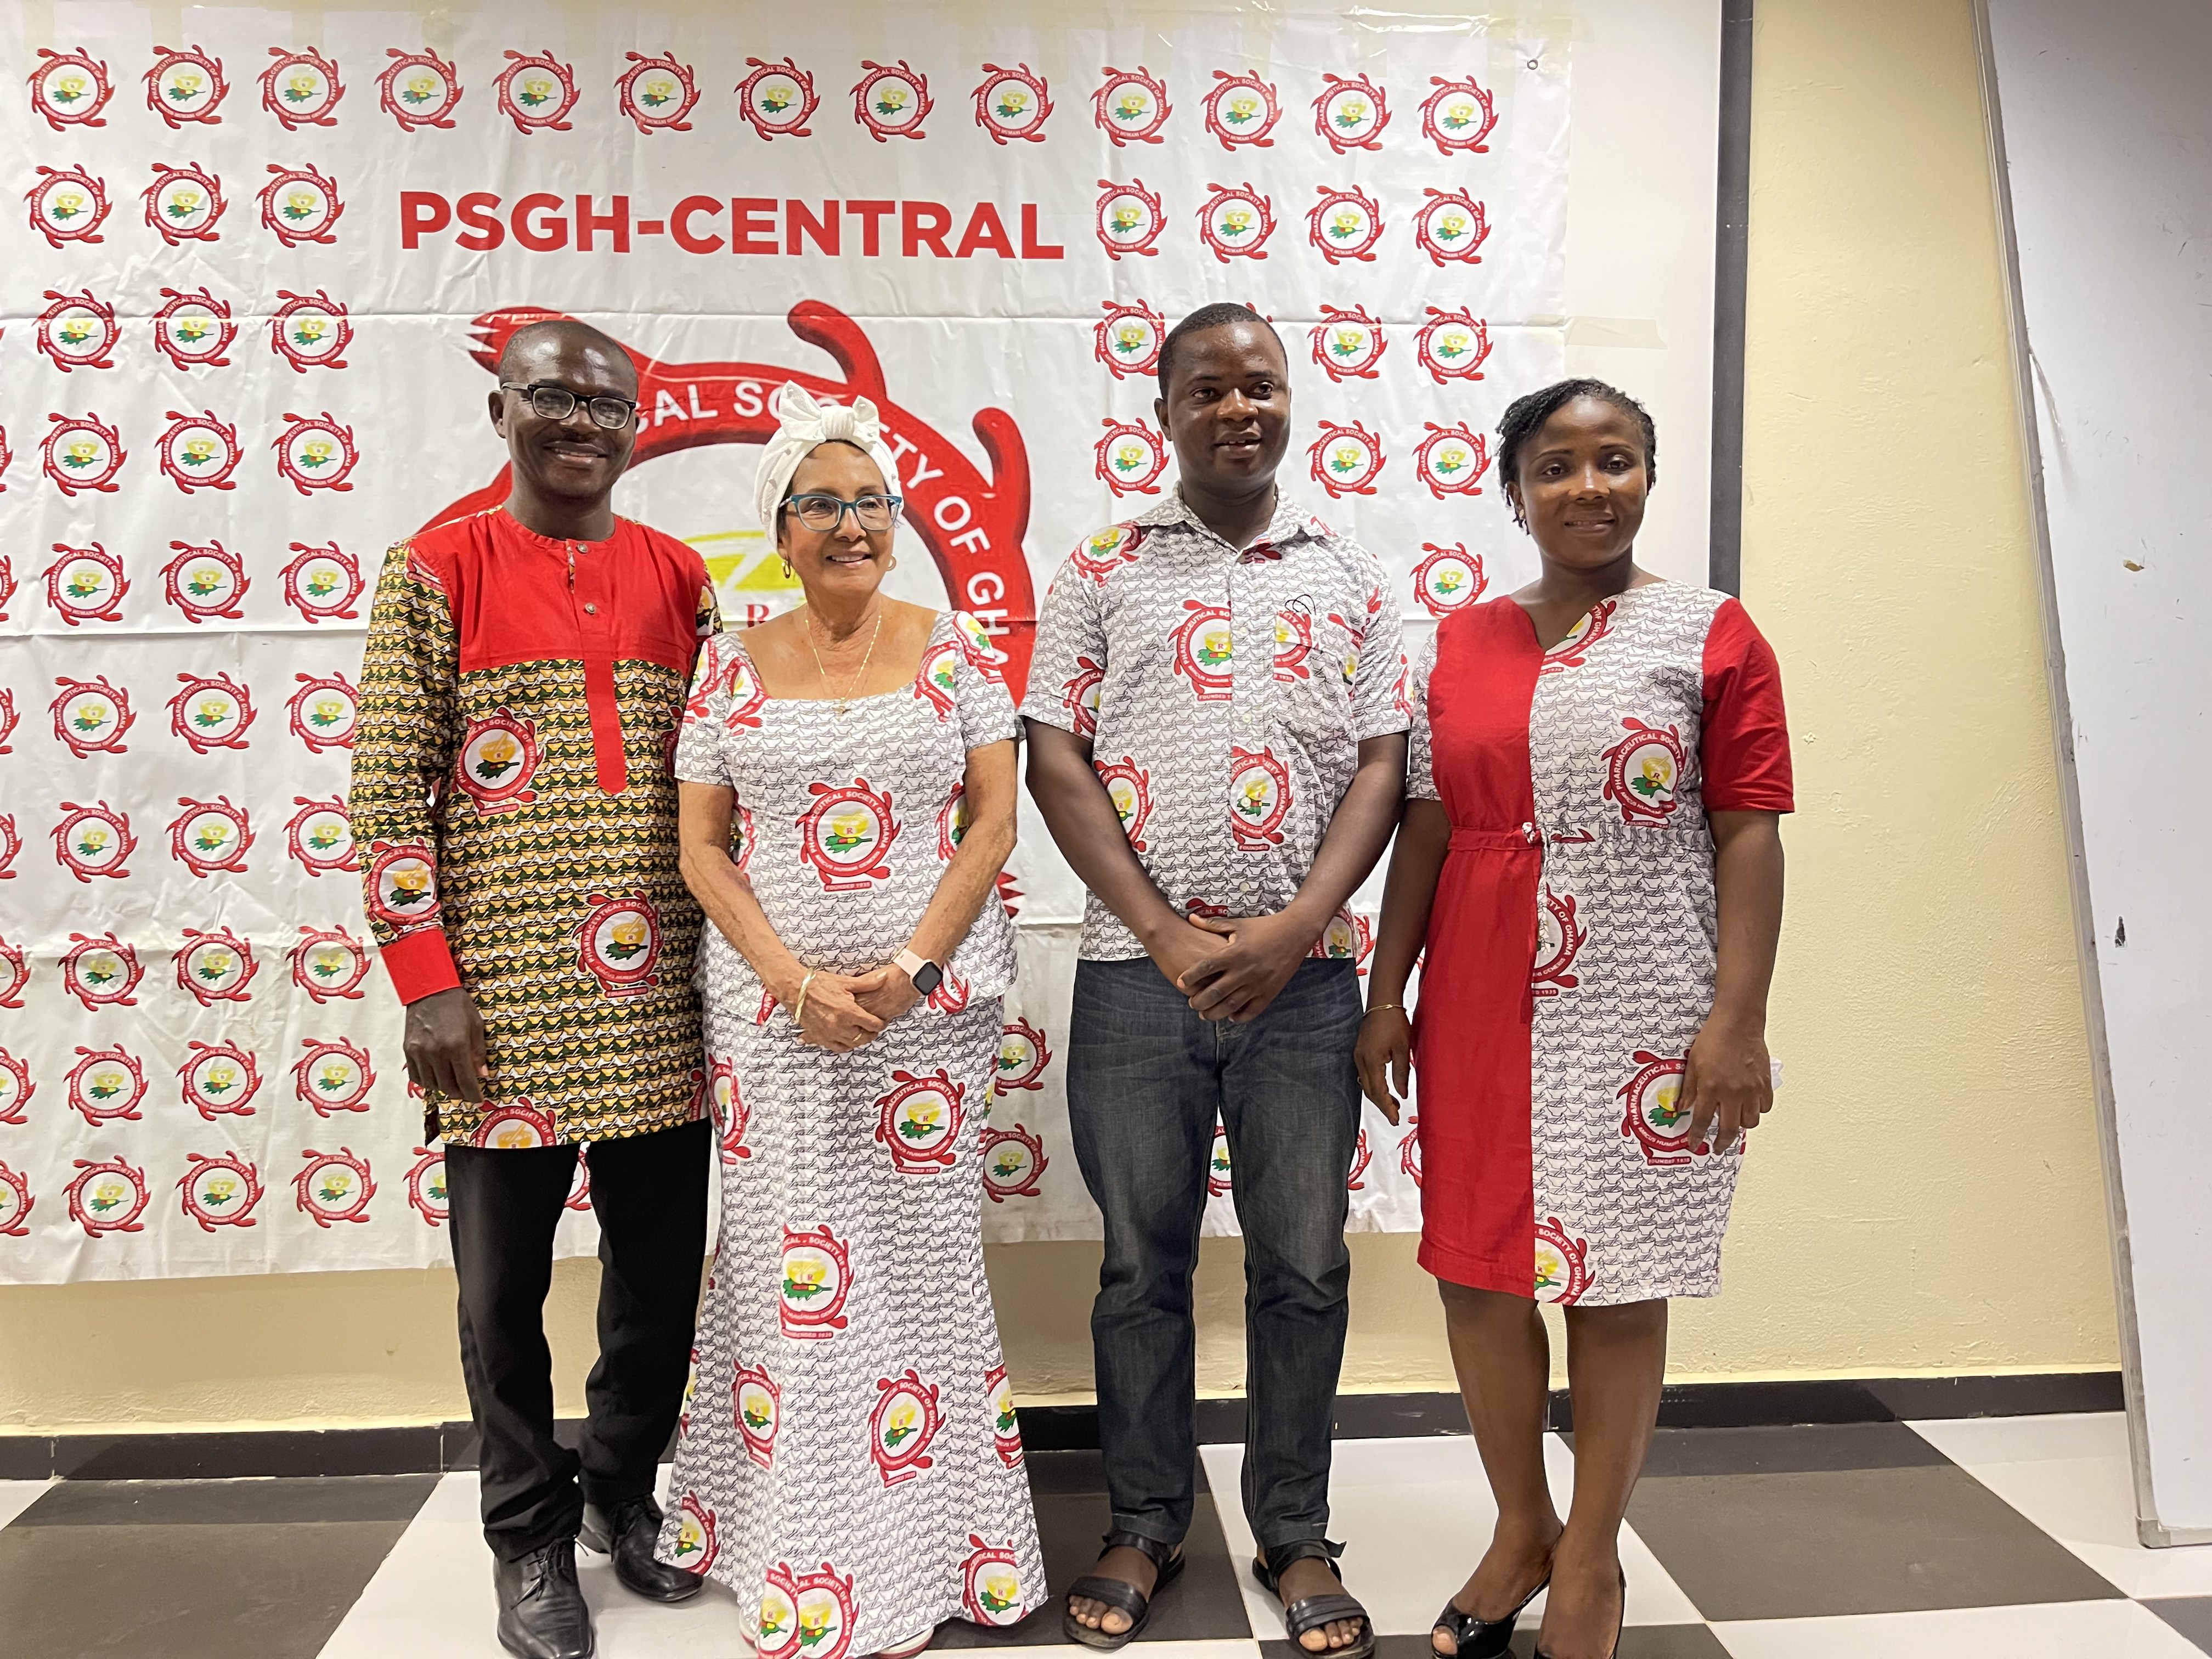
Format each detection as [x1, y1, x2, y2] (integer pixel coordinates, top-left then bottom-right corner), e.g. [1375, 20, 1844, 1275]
[348, 507, 719, 1148]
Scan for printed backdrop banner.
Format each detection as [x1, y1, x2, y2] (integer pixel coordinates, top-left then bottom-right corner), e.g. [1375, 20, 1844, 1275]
[0, 5, 1570, 1282]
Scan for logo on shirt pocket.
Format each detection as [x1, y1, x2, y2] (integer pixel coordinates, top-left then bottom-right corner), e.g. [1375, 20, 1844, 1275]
[1601, 719, 1686, 825]
[455, 709, 542, 814]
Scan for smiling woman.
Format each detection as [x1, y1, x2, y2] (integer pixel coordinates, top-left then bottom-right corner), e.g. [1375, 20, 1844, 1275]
[1357, 380, 1793, 1659]
[657, 385, 1041, 1651]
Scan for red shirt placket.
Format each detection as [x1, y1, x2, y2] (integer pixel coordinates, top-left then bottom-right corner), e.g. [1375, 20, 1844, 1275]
[567, 536, 629, 795]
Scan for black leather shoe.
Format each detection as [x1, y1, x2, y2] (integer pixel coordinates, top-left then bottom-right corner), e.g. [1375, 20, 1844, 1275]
[494, 1538, 594, 1659]
[579, 1495, 704, 1604]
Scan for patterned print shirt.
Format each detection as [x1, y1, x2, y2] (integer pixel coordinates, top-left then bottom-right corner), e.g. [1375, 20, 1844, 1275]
[1020, 488, 1410, 961]
[348, 507, 719, 1148]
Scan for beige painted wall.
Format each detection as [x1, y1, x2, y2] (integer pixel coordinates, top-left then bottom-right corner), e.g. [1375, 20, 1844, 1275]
[0, 0, 2119, 1435]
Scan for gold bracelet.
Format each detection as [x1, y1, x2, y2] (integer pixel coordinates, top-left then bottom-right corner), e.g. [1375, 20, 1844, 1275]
[1362, 1002, 1406, 1019]
[792, 969, 819, 1029]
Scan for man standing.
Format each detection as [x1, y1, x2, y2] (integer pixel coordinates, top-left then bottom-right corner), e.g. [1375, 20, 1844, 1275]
[351, 320, 717, 1659]
[1024, 304, 1407, 1658]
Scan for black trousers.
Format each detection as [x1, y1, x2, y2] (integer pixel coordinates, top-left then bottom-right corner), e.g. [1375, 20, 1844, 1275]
[444, 1118, 709, 1561]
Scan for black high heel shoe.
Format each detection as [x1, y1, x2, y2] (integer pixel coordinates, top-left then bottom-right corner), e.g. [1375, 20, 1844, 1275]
[1533, 1567, 1626, 1659]
[1431, 1575, 1548, 1659]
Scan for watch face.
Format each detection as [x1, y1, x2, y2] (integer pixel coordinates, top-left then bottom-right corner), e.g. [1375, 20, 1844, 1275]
[911, 960, 944, 996]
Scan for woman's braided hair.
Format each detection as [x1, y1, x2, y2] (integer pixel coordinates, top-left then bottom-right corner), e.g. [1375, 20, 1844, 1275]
[1496, 378, 1658, 531]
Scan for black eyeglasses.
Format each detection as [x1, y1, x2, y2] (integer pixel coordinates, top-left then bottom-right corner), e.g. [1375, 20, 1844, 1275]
[785, 492, 903, 533]
[500, 381, 638, 430]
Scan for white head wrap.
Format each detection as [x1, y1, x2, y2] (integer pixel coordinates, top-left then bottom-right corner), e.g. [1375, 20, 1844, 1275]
[754, 382, 901, 537]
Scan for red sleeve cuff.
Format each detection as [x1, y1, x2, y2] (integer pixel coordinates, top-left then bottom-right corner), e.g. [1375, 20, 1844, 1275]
[380, 927, 461, 1004]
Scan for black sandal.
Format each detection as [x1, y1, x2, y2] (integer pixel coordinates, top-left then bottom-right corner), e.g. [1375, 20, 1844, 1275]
[1432, 1575, 1548, 1659]
[1251, 1540, 1376, 1659]
[1062, 1531, 1186, 1651]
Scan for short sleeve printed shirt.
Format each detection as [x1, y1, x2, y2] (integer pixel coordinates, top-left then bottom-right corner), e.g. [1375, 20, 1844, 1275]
[1019, 488, 1410, 960]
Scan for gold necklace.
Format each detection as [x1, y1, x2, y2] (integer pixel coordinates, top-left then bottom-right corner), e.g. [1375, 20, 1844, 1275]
[803, 604, 884, 716]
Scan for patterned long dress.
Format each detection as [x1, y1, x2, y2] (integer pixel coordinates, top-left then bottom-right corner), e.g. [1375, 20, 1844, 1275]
[659, 611, 1044, 1655]
[1406, 584, 1792, 1306]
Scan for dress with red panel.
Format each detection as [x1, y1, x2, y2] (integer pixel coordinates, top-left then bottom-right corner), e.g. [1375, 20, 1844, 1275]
[1405, 583, 1792, 1306]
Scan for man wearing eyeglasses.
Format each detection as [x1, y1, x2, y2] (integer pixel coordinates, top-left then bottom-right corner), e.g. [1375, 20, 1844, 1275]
[350, 319, 720, 1659]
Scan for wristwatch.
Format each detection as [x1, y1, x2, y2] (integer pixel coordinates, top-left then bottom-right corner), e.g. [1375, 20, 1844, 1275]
[894, 948, 944, 997]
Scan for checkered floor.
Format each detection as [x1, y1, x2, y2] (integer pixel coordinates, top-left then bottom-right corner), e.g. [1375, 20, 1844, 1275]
[4, 1413, 2210, 1658]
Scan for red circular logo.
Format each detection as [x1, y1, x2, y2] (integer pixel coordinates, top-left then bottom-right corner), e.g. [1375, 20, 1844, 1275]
[68, 1156, 149, 1237]
[295, 1147, 375, 1226]
[42, 416, 126, 496]
[273, 412, 359, 493]
[168, 672, 256, 753]
[66, 1047, 146, 1125]
[36, 288, 119, 370]
[295, 1040, 375, 1116]
[1421, 74, 1498, 154]
[154, 286, 237, 369]
[145, 44, 227, 126]
[156, 410, 243, 493]
[1306, 185, 1384, 264]
[1195, 182, 1277, 261]
[271, 289, 352, 371]
[1094, 179, 1165, 259]
[735, 57, 816, 139]
[52, 800, 136, 883]
[168, 797, 255, 877]
[798, 780, 899, 891]
[180, 1153, 264, 1232]
[143, 162, 225, 244]
[293, 926, 371, 1002]
[163, 540, 249, 622]
[496, 49, 577, 132]
[259, 164, 343, 247]
[281, 540, 364, 619]
[261, 47, 343, 127]
[26, 165, 111, 246]
[1308, 306, 1387, 381]
[286, 795, 358, 875]
[617, 50, 697, 133]
[1313, 72, 1390, 153]
[1308, 420, 1386, 498]
[289, 672, 360, 752]
[1414, 422, 1492, 498]
[973, 61, 1051, 143]
[851, 58, 930, 140]
[1094, 417, 1169, 496]
[1202, 70, 1280, 148]
[1415, 188, 1490, 266]
[60, 932, 143, 1010]
[1412, 543, 1488, 617]
[50, 675, 133, 757]
[179, 1041, 263, 1118]
[1416, 306, 1492, 382]
[174, 929, 258, 1006]
[379, 48, 461, 130]
[1095, 299, 1166, 379]
[575, 892, 664, 996]
[30, 48, 113, 128]
[1093, 65, 1170, 144]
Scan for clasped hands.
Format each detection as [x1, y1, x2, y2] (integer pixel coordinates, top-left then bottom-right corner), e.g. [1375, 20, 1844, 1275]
[1146, 908, 1316, 1024]
[784, 963, 921, 1052]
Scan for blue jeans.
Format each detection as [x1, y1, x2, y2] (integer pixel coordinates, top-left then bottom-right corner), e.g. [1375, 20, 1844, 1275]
[1067, 956, 1362, 1553]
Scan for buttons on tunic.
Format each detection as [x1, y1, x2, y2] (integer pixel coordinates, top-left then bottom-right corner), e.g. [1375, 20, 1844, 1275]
[584, 602, 598, 615]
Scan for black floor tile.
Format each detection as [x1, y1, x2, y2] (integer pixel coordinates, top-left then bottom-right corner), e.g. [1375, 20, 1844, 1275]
[1624, 1427, 2124, 1620]
[935, 1454, 1243, 1646]
[15, 1474, 438, 1527]
[1278, 1632, 1729, 1659]
[2148, 1598, 2212, 1654]
[1629, 1421, 1950, 1478]
[51, 1427, 444, 1480]
[0, 1518, 412, 1659]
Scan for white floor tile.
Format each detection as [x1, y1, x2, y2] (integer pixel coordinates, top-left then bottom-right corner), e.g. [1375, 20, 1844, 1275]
[0, 1478, 55, 1528]
[1909, 1411, 2212, 1599]
[1198, 1435, 1699, 1639]
[1712, 1597, 2204, 1658]
[318, 1470, 759, 1659]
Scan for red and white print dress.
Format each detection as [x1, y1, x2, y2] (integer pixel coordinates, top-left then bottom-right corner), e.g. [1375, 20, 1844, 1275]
[658, 612, 1043, 1651]
[1406, 584, 1792, 1306]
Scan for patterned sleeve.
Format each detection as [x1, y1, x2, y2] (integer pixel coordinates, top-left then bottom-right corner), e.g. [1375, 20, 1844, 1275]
[347, 540, 464, 1005]
[951, 612, 1021, 751]
[1405, 627, 1442, 802]
[674, 631, 735, 788]
[1350, 551, 1411, 739]
[1700, 599, 1794, 812]
[1015, 555, 1106, 735]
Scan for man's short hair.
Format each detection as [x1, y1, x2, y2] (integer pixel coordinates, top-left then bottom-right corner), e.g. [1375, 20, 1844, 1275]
[1157, 302, 1279, 397]
[495, 318, 637, 390]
